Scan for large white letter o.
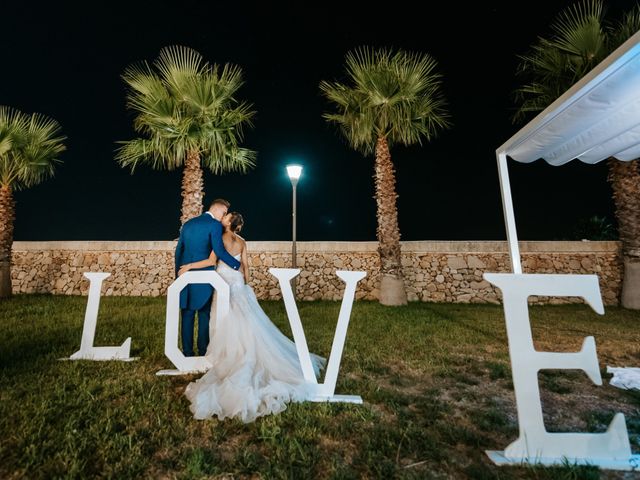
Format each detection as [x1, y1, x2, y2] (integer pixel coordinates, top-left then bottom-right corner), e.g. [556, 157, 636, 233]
[157, 271, 229, 375]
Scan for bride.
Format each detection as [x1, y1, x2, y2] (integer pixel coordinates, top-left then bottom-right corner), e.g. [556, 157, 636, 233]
[177, 212, 325, 423]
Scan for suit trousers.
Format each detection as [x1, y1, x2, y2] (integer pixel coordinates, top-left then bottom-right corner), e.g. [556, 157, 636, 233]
[180, 295, 213, 357]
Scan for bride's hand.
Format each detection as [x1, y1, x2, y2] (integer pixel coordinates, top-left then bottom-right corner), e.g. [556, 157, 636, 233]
[178, 264, 190, 276]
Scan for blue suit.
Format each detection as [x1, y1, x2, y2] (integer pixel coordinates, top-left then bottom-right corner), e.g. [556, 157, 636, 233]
[174, 213, 241, 356]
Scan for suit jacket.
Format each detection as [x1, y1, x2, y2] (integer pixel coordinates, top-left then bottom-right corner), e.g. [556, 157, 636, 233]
[175, 213, 241, 310]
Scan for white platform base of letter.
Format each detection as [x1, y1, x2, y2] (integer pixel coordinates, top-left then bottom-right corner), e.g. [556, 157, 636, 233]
[308, 394, 363, 404]
[486, 450, 640, 472]
[67, 338, 136, 362]
[156, 368, 203, 376]
[64, 272, 136, 362]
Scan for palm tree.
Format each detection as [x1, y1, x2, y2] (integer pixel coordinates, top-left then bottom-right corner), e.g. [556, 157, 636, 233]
[0, 106, 66, 298]
[513, 0, 640, 309]
[320, 47, 451, 306]
[117, 46, 256, 226]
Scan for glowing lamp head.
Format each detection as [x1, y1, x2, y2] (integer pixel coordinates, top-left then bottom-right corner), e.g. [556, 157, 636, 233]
[286, 165, 302, 184]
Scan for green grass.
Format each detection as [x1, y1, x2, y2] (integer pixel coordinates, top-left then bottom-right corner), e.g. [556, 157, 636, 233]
[0, 295, 639, 479]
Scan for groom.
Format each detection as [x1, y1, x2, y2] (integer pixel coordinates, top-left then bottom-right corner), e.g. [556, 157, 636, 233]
[174, 198, 241, 357]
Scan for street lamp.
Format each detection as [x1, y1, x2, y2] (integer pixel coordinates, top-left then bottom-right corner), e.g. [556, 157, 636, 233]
[286, 165, 302, 294]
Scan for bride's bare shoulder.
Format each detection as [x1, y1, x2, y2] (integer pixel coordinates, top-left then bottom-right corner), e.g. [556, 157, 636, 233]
[235, 234, 247, 247]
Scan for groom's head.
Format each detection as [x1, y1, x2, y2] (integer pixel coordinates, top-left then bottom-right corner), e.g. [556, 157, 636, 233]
[208, 198, 231, 221]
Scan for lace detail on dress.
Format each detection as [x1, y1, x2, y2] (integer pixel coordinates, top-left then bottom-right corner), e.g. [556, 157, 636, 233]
[215, 254, 245, 289]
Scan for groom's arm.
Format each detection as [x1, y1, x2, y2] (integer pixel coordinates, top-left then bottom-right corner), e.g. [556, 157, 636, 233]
[210, 222, 241, 270]
[174, 231, 185, 277]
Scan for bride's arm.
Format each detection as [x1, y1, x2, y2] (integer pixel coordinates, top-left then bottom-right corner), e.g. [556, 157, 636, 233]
[240, 241, 250, 284]
[178, 250, 218, 276]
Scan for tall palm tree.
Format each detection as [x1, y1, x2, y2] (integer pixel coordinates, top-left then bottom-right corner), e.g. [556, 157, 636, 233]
[513, 0, 640, 309]
[0, 106, 66, 298]
[117, 46, 256, 227]
[320, 47, 451, 306]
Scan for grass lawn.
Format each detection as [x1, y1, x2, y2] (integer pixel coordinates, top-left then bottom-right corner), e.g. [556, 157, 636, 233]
[0, 295, 639, 479]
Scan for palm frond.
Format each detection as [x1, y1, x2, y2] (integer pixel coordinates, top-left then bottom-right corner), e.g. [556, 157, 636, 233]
[0, 106, 65, 189]
[551, 0, 605, 56]
[610, 4, 640, 48]
[155, 45, 207, 96]
[202, 146, 256, 175]
[121, 62, 160, 98]
[511, 0, 640, 123]
[115, 138, 177, 171]
[117, 45, 257, 174]
[320, 46, 450, 155]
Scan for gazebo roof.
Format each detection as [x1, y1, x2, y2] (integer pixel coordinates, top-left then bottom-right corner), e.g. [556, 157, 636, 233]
[493, 29, 640, 274]
[498, 30, 640, 165]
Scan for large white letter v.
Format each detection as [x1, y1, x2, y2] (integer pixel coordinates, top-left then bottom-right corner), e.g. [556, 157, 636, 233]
[269, 268, 366, 404]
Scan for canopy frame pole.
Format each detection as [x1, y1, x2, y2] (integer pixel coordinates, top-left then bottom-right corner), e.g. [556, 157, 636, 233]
[496, 152, 522, 273]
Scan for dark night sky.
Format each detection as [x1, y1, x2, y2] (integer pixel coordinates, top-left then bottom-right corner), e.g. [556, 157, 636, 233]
[2, 1, 637, 242]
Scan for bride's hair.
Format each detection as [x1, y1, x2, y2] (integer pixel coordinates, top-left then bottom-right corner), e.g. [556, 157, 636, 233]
[229, 212, 244, 233]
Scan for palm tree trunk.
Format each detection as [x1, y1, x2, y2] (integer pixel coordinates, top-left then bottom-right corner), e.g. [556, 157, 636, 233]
[608, 158, 640, 309]
[374, 136, 407, 306]
[0, 184, 15, 298]
[180, 150, 204, 226]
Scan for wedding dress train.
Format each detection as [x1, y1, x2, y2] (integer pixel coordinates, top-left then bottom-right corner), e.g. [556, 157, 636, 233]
[185, 254, 325, 422]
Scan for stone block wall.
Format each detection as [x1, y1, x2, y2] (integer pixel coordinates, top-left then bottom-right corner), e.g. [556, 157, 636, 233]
[10, 240, 622, 305]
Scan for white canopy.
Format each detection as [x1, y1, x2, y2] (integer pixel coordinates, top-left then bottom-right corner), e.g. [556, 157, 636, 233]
[496, 30, 640, 272]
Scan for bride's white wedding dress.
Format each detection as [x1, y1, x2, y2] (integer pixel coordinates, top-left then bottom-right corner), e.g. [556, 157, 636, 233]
[185, 254, 325, 423]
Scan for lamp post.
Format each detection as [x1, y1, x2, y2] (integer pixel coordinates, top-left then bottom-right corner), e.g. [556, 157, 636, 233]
[286, 165, 302, 294]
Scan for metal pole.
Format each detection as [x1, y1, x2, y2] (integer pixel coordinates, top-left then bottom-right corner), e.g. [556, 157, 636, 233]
[496, 152, 522, 274]
[292, 183, 297, 294]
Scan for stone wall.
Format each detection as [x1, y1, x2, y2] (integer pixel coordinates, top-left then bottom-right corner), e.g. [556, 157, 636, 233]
[10, 240, 623, 305]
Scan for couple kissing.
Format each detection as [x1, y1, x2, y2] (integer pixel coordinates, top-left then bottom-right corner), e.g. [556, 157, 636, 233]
[174, 198, 325, 422]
